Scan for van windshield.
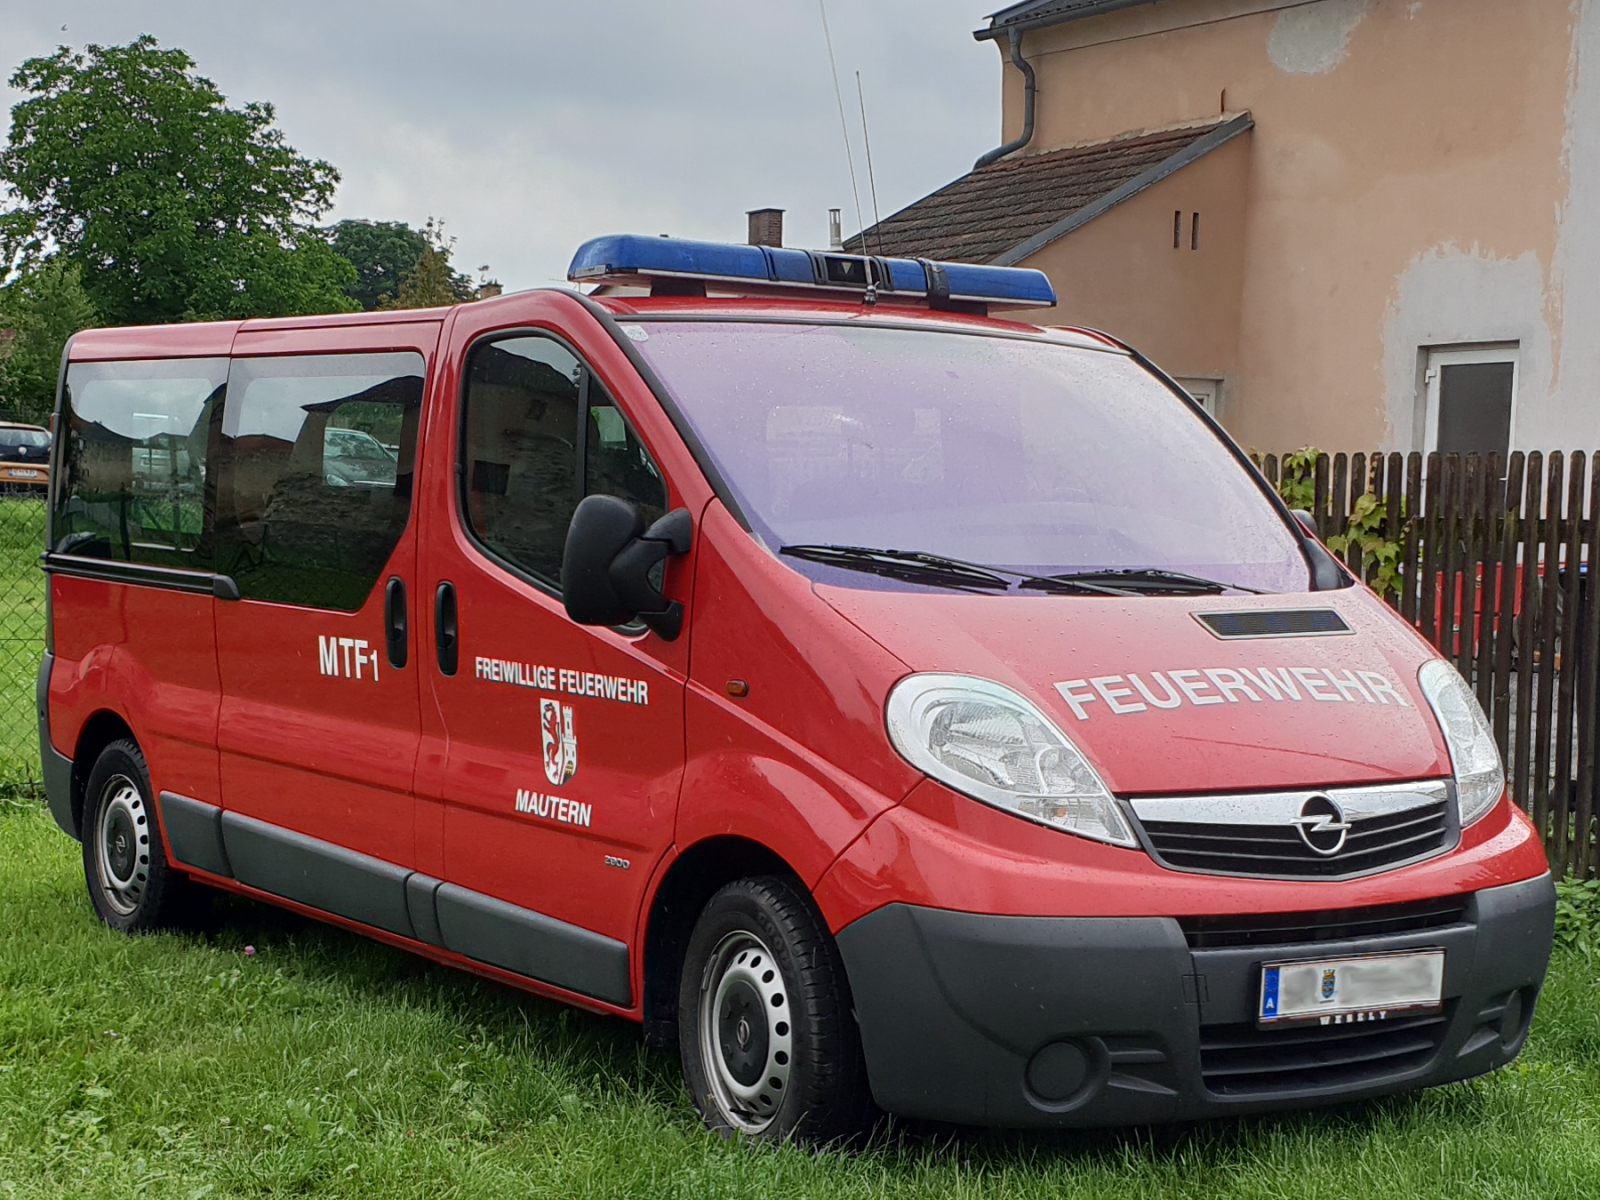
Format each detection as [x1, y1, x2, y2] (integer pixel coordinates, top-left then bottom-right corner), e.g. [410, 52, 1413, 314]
[630, 321, 1310, 595]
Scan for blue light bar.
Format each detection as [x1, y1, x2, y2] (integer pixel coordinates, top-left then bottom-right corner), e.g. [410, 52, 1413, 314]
[567, 234, 1056, 309]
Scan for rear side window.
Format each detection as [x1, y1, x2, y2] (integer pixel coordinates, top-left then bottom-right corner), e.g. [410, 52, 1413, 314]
[54, 358, 227, 567]
[214, 352, 423, 611]
[0, 428, 51, 457]
[459, 334, 665, 589]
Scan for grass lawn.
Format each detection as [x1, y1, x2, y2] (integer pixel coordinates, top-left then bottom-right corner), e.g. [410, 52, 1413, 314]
[1, 802, 1597, 1198]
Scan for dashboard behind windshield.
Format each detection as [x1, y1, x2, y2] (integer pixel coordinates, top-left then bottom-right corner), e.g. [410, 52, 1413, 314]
[630, 320, 1309, 594]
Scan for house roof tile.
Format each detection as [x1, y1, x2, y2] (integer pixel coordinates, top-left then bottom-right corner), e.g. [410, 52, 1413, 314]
[978, 0, 1172, 41]
[844, 117, 1242, 264]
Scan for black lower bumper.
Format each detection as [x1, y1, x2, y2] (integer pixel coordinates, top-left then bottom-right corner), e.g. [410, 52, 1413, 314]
[835, 875, 1556, 1128]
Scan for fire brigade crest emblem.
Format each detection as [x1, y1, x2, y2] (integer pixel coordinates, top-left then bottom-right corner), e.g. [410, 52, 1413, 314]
[1321, 967, 1338, 1002]
[540, 699, 578, 786]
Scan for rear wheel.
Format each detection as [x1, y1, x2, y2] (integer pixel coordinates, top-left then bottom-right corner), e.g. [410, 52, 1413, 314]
[678, 876, 874, 1144]
[81, 739, 198, 932]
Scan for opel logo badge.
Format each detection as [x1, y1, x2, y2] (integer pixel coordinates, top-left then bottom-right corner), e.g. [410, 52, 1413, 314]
[1293, 795, 1351, 856]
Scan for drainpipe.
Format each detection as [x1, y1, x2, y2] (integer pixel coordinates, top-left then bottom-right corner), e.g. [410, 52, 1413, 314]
[973, 31, 1036, 170]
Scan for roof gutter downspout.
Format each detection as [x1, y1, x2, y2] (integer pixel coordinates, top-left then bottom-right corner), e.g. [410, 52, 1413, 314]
[973, 31, 1035, 170]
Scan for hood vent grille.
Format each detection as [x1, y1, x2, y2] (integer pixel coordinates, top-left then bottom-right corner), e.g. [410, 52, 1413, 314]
[1194, 609, 1351, 640]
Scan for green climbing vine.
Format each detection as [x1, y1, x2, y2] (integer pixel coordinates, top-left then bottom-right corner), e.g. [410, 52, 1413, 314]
[1270, 447, 1406, 599]
[1275, 446, 1319, 512]
[1327, 492, 1405, 598]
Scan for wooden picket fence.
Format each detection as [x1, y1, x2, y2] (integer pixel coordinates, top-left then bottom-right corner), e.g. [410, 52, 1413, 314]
[1252, 450, 1599, 878]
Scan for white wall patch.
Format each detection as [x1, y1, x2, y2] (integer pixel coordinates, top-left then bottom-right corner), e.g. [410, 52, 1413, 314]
[1268, 0, 1374, 76]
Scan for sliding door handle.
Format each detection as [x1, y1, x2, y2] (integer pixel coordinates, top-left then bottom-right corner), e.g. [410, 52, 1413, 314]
[384, 576, 408, 669]
[434, 581, 458, 676]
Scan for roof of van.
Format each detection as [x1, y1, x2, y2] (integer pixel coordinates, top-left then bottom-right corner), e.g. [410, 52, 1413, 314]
[67, 305, 455, 361]
[63, 292, 1122, 360]
[591, 293, 1122, 352]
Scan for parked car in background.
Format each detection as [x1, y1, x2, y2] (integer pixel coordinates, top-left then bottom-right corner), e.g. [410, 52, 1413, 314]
[0, 422, 51, 493]
[323, 426, 398, 487]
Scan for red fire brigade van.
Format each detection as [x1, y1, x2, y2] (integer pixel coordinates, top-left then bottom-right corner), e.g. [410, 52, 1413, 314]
[40, 236, 1554, 1142]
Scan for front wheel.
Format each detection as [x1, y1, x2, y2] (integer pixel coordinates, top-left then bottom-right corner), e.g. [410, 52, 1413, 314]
[81, 738, 198, 932]
[677, 876, 874, 1144]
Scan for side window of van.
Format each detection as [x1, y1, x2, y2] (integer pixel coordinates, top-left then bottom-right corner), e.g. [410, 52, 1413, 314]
[460, 335, 665, 588]
[53, 358, 227, 567]
[214, 352, 423, 611]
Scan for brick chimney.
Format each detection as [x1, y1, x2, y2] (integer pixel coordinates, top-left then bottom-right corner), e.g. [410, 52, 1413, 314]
[476, 282, 503, 301]
[747, 208, 784, 247]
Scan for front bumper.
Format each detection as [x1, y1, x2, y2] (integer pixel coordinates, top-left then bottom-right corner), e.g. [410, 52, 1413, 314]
[835, 874, 1555, 1127]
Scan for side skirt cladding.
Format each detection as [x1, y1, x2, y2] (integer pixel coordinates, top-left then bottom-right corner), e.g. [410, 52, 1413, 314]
[156, 794, 631, 1007]
[37, 652, 76, 839]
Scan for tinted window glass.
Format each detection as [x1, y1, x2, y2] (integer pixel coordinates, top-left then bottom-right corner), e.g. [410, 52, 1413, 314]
[1438, 362, 1514, 461]
[460, 335, 666, 588]
[0, 428, 51, 456]
[586, 394, 666, 528]
[215, 352, 423, 611]
[54, 358, 226, 568]
[633, 323, 1309, 594]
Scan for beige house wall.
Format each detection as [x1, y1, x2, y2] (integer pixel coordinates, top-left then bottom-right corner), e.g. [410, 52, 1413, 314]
[999, 129, 1251, 407]
[989, 0, 1595, 453]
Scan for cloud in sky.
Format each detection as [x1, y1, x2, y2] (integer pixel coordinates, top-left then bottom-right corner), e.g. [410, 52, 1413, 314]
[1, 1, 1005, 291]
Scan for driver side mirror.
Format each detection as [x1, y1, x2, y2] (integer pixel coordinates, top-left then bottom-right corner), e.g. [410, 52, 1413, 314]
[562, 495, 693, 639]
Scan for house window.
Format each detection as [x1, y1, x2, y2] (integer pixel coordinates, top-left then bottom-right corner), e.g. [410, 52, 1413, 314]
[1424, 346, 1518, 460]
[1175, 377, 1220, 417]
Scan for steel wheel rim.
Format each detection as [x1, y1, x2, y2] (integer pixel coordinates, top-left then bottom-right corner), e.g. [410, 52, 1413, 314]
[697, 929, 794, 1133]
[94, 776, 150, 916]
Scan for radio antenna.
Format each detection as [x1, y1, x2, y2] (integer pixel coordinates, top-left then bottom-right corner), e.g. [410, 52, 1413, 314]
[856, 70, 884, 256]
[818, 0, 865, 248]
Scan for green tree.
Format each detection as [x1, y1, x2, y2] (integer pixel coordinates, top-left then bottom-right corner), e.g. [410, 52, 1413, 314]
[0, 36, 356, 325]
[0, 259, 97, 422]
[328, 219, 430, 310]
[382, 217, 477, 310]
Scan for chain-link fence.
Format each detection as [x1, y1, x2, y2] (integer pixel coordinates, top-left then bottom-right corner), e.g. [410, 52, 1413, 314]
[0, 495, 45, 792]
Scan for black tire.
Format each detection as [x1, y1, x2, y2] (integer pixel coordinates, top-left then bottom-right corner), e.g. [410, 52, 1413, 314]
[81, 738, 198, 932]
[677, 876, 875, 1144]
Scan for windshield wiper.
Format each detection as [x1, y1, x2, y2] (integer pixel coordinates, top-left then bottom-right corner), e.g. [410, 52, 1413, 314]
[779, 545, 1136, 595]
[780, 544, 1009, 592]
[1021, 567, 1266, 595]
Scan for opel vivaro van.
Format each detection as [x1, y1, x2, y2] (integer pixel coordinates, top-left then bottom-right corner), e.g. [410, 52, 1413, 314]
[40, 236, 1555, 1142]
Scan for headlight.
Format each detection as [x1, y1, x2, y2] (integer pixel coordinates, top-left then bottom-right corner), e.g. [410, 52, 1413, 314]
[1418, 659, 1504, 826]
[885, 673, 1136, 848]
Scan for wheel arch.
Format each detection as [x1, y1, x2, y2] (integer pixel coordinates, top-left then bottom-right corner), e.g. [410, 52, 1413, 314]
[640, 835, 800, 1048]
[69, 709, 137, 838]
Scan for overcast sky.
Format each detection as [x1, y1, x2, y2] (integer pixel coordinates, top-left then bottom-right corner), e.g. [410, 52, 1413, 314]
[1, 1, 1005, 291]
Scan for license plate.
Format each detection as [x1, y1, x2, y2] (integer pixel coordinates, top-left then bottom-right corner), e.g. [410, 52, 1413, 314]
[1259, 949, 1444, 1027]
[7, 469, 39, 478]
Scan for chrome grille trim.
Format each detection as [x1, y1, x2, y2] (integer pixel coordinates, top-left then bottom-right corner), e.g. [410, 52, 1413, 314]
[1129, 781, 1450, 826]
[1127, 781, 1458, 880]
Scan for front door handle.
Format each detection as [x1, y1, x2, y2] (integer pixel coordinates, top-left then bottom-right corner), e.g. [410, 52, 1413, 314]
[434, 581, 458, 676]
[384, 576, 408, 669]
